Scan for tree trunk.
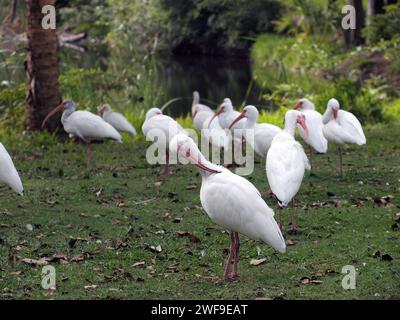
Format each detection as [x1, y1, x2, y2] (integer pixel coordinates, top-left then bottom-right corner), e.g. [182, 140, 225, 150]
[25, 0, 61, 132]
[346, 0, 365, 46]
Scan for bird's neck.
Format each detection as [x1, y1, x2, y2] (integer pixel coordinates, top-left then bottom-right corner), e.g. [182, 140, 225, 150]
[322, 108, 333, 124]
[61, 108, 75, 125]
[284, 121, 296, 137]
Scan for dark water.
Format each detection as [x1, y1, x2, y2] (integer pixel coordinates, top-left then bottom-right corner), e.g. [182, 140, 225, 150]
[155, 55, 263, 117]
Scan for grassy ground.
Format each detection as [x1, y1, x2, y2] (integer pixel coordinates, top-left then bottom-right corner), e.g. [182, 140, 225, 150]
[0, 124, 399, 300]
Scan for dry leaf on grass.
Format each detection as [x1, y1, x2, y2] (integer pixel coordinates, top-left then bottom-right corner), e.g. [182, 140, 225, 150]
[250, 258, 267, 266]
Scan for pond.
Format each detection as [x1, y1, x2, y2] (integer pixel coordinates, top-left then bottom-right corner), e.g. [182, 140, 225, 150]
[153, 54, 264, 117]
[61, 47, 265, 117]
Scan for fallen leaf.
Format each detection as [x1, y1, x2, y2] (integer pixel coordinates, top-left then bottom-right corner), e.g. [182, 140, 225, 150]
[112, 218, 121, 225]
[132, 261, 145, 268]
[150, 245, 162, 253]
[186, 184, 197, 190]
[154, 181, 162, 187]
[250, 258, 267, 266]
[21, 258, 48, 266]
[285, 239, 295, 246]
[84, 285, 97, 290]
[300, 277, 311, 284]
[95, 188, 103, 197]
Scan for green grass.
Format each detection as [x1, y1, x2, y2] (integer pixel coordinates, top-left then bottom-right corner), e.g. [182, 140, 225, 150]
[0, 124, 399, 300]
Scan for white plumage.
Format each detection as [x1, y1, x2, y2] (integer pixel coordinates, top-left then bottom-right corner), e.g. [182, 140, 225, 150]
[228, 105, 282, 158]
[170, 134, 285, 282]
[0, 143, 23, 195]
[322, 98, 366, 176]
[64, 110, 122, 143]
[294, 98, 328, 154]
[266, 110, 310, 232]
[142, 108, 187, 176]
[322, 99, 366, 146]
[99, 104, 137, 136]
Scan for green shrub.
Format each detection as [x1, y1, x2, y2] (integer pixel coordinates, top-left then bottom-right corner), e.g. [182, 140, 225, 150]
[363, 4, 400, 44]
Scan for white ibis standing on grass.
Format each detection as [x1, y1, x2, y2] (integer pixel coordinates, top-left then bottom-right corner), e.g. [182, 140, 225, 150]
[294, 98, 328, 168]
[42, 100, 122, 166]
[142, 108, 187, 176]
[0, 143, 23, 195]
[266, 110, 311, 233]
[169, 134, 285, 282]
[228, 105, 282, 159]
[322, 98, 366, 177]
[98, 104, 137, 136]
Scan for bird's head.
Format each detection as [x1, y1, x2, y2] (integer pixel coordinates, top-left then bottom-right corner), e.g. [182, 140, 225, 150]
[328, 98, 340, 119]
[228, 105, 258, 129]
[207, 98, 232, 128]
[98, 104, 111, 117]
[294, 98, 315, 111]
[145, 108, 163, 121]
[41, 100, 76, 129]
[285, 110, 309, 139]
[169, 134, 221, 174]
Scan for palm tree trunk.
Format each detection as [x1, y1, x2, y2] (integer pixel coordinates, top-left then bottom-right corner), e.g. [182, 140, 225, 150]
[25, 0, 61, 131]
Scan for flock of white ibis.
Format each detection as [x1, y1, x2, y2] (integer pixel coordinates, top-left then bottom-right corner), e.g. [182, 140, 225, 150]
[0, 92, 366, 282]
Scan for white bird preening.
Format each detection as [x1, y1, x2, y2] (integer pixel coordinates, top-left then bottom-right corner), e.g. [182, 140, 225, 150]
[322, 98, 366, 177]
[266, 110, 311, 233]
[192, 92, 214, 131]
[42, 100, 122, 165]
[0, 143, 23, 195]
[169, 134, 285, 282]
[98, 104, 137, 136]
[294, 98, 328, 168]
[142, 107, 187, 176]
[228, 105, 282, 159]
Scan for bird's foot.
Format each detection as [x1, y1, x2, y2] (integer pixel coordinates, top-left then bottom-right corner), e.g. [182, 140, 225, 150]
[215, 274, 240, 284]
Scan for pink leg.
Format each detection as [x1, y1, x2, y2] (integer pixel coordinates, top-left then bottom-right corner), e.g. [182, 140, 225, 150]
[278, 206, 283, 230]
[308, 145, 313, 170]
[161, 151, 169, 176]
[288, 198, 298, 234]
[217, 232, 235, 283]
[230, 232, 240, 281]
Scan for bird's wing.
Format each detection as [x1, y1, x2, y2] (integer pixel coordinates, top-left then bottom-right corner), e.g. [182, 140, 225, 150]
[106, 112, 137, 135]
[0, 143, 23, 195]
[254, 124, 282, 156]
[201, 172, 285, 252]
[266, 136, 306, 206]
[338, 110, 366, 145]
[67, 111, 122, 142]
[142, 115, 185, 144]
[299, 110, 328, 153]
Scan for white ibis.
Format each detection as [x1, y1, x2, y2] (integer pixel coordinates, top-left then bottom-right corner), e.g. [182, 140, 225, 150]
[142, 108, 186, 176]
[294, 98, 328, 168]
[98, 104, 137, 136]
[42, 100, 122, 165]
[0, 143, 23, 195]
[208, 98, 246, 131]
[169, 134, 285, 282]
[228, 105, 282, 159]
[266, 110, 311, 233]
[192, 91, 214, 131]
[322, 98, 366, 177]
[192, 91, 213, 117]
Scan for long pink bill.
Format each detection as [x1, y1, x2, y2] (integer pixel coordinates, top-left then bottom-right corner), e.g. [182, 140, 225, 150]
[228, 111, 245, 130]
[41, 102, 65, 129]
[208, 108, 224, 128]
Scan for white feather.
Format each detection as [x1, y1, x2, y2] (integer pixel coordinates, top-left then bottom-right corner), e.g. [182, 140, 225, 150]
[0, 143, 23, 195]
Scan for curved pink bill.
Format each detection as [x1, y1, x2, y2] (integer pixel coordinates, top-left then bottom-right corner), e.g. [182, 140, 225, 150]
[98, 106, 106, 116]
[41, 102, 65, 129]
[228, 111, 245, 130]
[333, 109, 338, 119]
[297, 115, 309, 139]
[207, 107, 224, 128]
[293, 101, 302, 110]
[177, 146, 220, 174]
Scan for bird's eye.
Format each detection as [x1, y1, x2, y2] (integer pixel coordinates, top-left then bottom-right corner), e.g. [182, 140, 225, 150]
[186, 150, 191, 157]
